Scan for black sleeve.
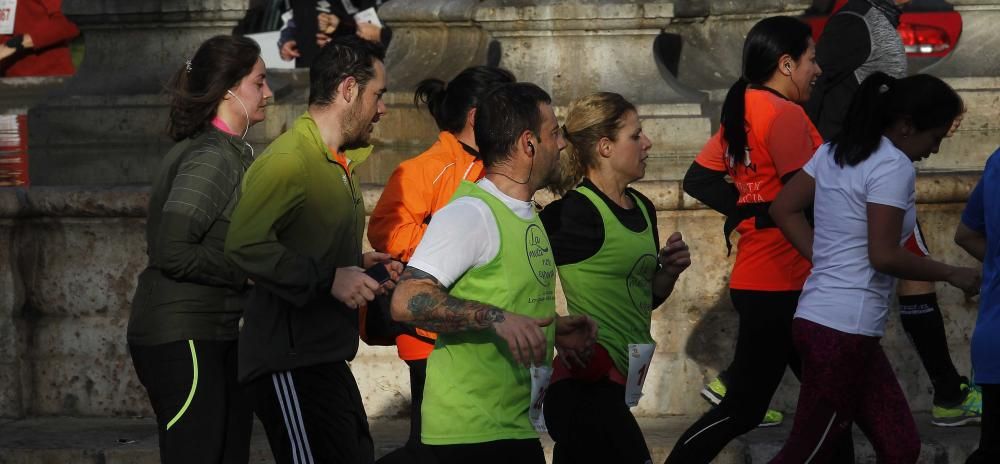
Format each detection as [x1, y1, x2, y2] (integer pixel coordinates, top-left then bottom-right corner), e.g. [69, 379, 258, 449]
[631, 189, 669, 309]
[539, 192, 604, 267]
[683, 162, 739, 217]
[807, 12, 870, 139]
[815, 12, 871, 83]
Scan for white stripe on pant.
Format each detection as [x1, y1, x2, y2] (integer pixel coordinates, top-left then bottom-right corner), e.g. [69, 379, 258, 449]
[272, 372, 316, 464]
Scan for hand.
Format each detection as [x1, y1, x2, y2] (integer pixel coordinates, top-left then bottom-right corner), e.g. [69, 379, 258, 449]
[0, 45, 15, 61]
[316, 33, 332, 48]
[356, 22, 382, 43]
[363, 251, 392, 269]
[492, 312, 551, 367]
[658, 232, 691, 278]
[331, 266, 380, 309]
[279, 40, 299, 61]
[946, 266, 981, 297]
[317, 12, 340, 34]
[554, 315, 597, 369]
[362, 251, 403, 292]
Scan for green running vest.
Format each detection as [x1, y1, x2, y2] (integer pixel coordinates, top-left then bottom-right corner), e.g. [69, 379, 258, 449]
[557, 186, 657, 375]
[421, 181, 557, 445]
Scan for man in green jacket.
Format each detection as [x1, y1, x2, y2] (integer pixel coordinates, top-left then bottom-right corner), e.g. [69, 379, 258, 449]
[390, 83, 597, 464]
[224, 34, 399, 464]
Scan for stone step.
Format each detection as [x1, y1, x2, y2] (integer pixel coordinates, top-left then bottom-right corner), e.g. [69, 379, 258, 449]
[0, 414, 980, 463]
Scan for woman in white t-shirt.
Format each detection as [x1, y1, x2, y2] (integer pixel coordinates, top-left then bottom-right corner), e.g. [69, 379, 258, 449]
[767, 71, 979, 463]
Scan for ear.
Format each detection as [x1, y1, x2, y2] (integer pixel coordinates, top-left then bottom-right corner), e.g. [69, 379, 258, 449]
[778, 54, 794, 76]
[465, 107, 477, 130]
[340, 76, 359, 104]
[899, 116, 917, 137]
[598, 136, 613, 158]
[519, 130, 536, 157]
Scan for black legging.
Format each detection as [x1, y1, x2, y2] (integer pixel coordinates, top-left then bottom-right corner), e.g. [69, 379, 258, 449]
[375, 359, 436, 464]
[967, 384, 1000, 464]
[544, 377, 652, 464]
[665, 289, 854, 464]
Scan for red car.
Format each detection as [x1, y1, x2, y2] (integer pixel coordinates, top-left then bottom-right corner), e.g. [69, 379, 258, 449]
[802, 0, 962, 71]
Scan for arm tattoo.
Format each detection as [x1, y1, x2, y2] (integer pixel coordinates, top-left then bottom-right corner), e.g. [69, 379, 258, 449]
[399, 267, 504, 333]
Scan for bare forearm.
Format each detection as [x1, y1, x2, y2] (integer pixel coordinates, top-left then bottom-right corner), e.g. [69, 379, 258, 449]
[774, 213, 814, 261]
[955, 224, 987, 262]
[874, 249, 958, 282]
[391, 268, 504, 333]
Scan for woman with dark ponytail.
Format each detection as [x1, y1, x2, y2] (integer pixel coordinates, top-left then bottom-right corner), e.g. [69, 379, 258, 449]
[769, 72, 979, 463]
[670, 16, 824, 464]
[368, 65, 515, 464]
[128, 35, 272, 463]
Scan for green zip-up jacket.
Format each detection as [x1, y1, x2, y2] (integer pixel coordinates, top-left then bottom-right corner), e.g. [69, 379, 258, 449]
[225, 112, 372, 382]
[128, 126, 252, 346]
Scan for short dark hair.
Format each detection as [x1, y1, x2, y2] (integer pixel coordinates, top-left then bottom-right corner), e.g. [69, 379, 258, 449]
[474, 83, 552, 167]
[166, 35, 261, 141]
[414, 66, 517, 134]
[309, 34, 387, 107]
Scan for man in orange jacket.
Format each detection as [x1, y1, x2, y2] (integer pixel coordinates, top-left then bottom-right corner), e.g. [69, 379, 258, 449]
[368, 66, 515, 463]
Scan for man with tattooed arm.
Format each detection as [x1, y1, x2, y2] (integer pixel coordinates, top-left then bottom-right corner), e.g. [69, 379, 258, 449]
[390, 82, 597, 464]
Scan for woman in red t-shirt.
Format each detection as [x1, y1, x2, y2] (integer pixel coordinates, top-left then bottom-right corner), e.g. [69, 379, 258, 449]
[666, 16, 829, 464]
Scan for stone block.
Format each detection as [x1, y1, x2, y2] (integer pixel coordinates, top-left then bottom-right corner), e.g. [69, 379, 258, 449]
[30, 355, 148, 417]
[30, 316, 129, 360]
[21, 218, 146, 318]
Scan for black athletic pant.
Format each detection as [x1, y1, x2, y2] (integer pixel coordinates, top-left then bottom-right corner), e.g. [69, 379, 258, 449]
[967, 384, 1000, 464]
[376, 359, 436, 464]
[899, 292, 966, 405]
[544, 378, 652, 464]
[250, 361, 374, 464]
[720, 291, 967, 405]
[426, 439, 545, 464]
[666, 289, 854, 464]
[130, 339, 253, 464]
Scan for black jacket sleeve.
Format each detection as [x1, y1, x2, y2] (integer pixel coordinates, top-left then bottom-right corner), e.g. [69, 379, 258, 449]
[682, 162, 739, 217]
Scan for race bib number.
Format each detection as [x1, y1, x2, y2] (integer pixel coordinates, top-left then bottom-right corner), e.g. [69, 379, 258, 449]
[353, 7, 383, 27]
[625, 343, 655, 407]
[0, 0, 16, 35]
[529, 365, 552, 432]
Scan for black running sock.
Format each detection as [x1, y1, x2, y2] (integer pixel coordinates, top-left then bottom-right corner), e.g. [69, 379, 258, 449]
[899, 292, 965, 405]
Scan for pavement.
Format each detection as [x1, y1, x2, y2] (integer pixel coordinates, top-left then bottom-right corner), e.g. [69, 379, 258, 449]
[0, 413, 980, 463]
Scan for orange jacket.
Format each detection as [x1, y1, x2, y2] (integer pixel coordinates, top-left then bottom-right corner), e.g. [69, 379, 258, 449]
[368, 131, 484, 360]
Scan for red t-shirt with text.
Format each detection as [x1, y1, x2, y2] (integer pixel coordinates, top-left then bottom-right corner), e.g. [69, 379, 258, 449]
[694, 89, 822, 291]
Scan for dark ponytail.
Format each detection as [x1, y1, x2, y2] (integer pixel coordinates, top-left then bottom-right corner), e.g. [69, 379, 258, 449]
[166, 35, 261, 141]
[831, 72, 963, 166]
[721, 16, 812, 166]
[414, 66, 516, 134]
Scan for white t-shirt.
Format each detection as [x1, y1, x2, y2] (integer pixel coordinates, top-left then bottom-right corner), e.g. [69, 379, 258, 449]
[795, 137, 916, 336]
[408, 178, 537, 287]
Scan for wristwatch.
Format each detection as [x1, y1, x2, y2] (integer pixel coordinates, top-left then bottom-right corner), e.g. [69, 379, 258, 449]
[5, 35, 24, 52]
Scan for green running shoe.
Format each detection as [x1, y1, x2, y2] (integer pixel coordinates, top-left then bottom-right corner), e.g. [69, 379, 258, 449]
[700, 377, 727, 405]
[700, 377, 784, 427]
[932, 383, 982, 427]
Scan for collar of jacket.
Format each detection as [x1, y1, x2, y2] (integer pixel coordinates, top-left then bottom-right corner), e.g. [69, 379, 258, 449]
[865, 0, 903, 27]
[294, 111, 374, 170]
[206, 125, 254, 158]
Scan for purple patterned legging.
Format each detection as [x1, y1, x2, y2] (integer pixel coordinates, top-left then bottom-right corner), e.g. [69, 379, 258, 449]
[770, 318, 921, 464]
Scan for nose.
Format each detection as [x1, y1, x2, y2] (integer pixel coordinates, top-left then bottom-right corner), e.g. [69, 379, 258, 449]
[263, 82, 274, 102]
[642, 133, 652, 151]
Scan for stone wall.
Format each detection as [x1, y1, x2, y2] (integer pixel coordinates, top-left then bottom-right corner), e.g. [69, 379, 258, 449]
[0, 174, 982, 419]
